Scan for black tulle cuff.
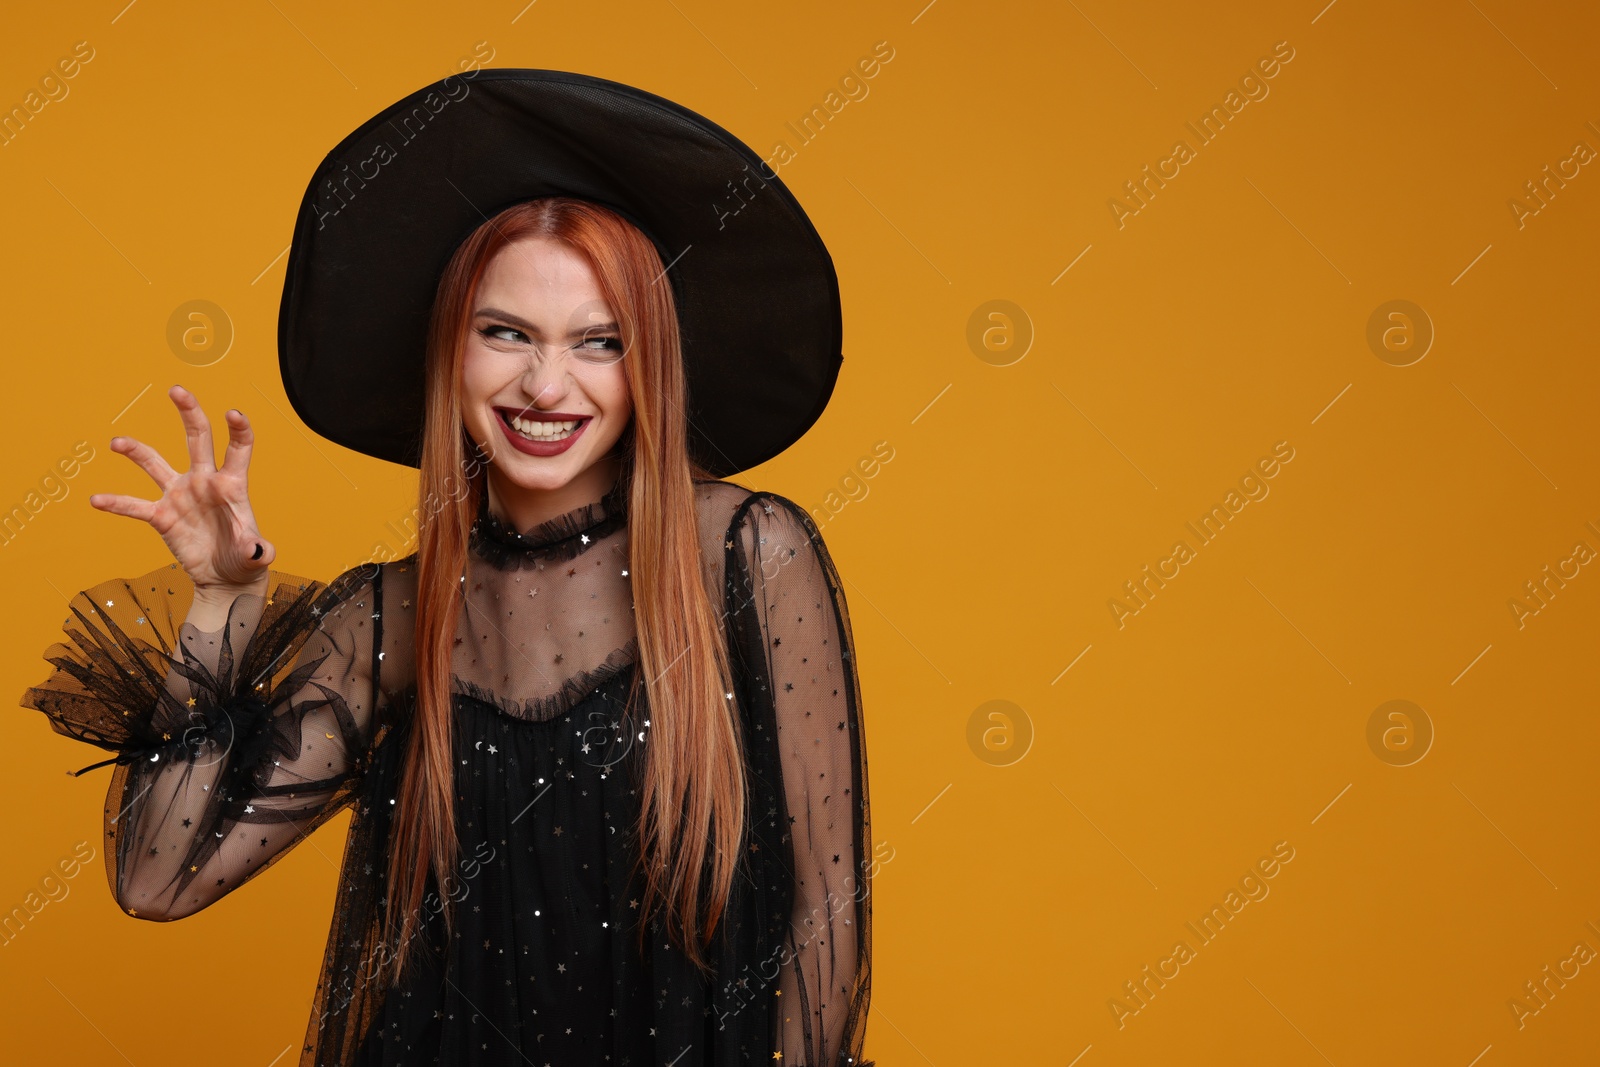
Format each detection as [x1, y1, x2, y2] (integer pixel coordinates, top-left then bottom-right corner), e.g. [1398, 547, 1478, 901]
[19, 562, 335, 777]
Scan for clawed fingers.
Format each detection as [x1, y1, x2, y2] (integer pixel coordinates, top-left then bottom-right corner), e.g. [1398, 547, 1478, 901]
[87, 491, 158, 524]
[108, 433, 180, 493]
[170, 384, 217, 474]
[219, 406, 255, 477]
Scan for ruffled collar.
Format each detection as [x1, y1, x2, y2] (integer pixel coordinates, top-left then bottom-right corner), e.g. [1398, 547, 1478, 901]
[469, 477, 629, 566]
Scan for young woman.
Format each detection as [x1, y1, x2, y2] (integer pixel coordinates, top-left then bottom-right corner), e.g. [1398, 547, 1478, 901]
[21, 72, 874, 1067]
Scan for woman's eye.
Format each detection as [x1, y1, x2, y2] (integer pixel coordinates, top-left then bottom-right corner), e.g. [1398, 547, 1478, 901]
[578, 336, 622, 351]
[480, 325, 524, 343]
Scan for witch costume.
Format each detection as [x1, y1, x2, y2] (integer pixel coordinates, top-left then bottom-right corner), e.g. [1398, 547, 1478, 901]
[19, 69, 873, 1067]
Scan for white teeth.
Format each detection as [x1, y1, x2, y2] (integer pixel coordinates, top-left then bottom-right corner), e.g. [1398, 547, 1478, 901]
[509, 414, 582, 441]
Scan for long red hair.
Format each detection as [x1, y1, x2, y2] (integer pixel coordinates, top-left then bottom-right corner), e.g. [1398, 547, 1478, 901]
[379, 197, 745, 986]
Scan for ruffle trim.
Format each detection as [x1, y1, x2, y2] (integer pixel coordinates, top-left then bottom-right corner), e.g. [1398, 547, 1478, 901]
[450, 636, 640, 723]
[20, 562, 376, 775]
[468, 476, 629, 569]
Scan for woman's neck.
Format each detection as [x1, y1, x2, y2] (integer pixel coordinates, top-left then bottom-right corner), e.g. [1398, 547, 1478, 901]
[484, 455, 623, 534]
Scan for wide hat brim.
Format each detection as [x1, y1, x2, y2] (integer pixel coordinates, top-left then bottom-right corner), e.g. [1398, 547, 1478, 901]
[277, 68, 843, 476]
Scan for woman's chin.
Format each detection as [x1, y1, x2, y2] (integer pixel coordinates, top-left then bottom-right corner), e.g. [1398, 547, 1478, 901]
[493, 451, 617, 493]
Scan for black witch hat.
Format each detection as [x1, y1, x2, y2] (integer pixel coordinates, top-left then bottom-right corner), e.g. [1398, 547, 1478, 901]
[277, 68, 843, 477]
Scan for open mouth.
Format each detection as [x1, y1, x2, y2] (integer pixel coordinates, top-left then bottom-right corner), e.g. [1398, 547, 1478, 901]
[498, 409, 591, 443]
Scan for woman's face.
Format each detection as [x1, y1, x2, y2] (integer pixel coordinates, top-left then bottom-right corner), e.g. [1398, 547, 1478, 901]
[460, 236, 633, 508]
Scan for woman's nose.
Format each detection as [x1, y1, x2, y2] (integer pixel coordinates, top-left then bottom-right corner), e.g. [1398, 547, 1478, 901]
[520, 351, 573, 398]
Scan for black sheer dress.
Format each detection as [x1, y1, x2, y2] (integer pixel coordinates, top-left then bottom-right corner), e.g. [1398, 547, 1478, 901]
[19, 478, 874, 1066]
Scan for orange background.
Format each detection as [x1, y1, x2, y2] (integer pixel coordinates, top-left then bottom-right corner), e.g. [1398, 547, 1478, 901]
[4, 1, 1598, 1063]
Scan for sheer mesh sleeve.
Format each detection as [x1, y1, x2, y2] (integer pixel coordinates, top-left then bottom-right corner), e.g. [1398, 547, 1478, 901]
[18, 560, 386, 921]
[727, 493, 874, 1067]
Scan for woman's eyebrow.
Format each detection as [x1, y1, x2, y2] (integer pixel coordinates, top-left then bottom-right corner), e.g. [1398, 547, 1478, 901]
[473, 307, 619, 333]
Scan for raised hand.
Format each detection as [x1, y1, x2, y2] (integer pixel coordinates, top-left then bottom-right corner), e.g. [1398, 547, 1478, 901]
[89, 384, 276, 599]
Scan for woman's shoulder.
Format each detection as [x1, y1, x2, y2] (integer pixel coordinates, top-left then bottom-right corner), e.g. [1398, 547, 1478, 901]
[691, 480, 825, 587]
[321, 553, 415, 586]
[372, 553, 421, 598]
[313, 554, 421, 619]
[691, 477, 808, 532]
[692, 477, 756, 525]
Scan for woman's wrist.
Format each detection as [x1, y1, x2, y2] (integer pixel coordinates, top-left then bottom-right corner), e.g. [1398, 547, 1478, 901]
[186, 573, 270, 633]
[192, 572, 271, 607]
